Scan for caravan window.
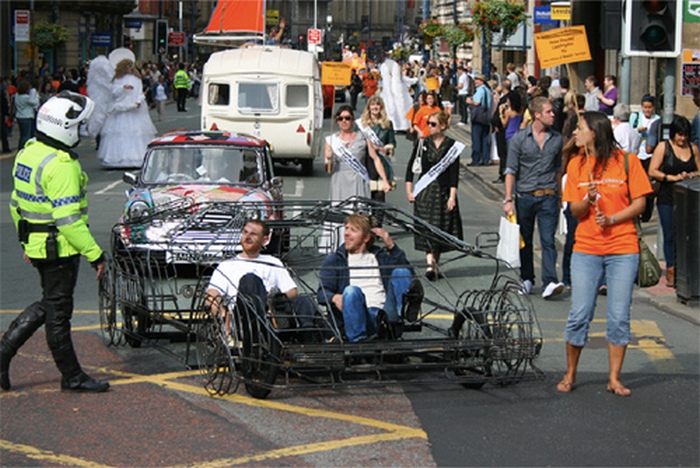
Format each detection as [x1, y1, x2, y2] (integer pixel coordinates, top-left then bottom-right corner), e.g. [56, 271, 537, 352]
[237, 82, 279, 113]
[207, 83, 230, 106]
[286, 85, 309, 108]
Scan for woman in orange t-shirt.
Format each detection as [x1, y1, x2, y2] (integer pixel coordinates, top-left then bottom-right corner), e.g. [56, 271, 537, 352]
[559, 112, 652, 397]
[410, 91, 441, 139]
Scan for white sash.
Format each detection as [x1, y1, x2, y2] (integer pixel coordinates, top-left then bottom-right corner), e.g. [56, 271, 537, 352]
[326, 135, 370, 183]
[412, 140, 465, 197]
[355, 119, 385, 150]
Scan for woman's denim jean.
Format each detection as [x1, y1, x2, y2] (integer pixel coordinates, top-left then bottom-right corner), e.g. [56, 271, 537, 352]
[657, 202, 674, 268]
[565, 252, 638, 347]
[17, 118, 35, 150]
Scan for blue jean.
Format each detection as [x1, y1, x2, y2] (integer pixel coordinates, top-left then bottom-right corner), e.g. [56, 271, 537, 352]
[470, 122, 491, 165]
[565, 252, 638, 347]
[342, 268, 412, 342]
[17, 118, 35, 150]
[657, 202, 674, 268]
[515, 193, 560, 286]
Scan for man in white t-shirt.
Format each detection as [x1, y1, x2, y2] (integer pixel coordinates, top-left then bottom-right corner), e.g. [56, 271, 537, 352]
[317, 214, 423, 342]
[612, 104, 641, 153]
[629, 95, 660, 221]
[207, 219, 318, 339]
[456, 66, 471, 125]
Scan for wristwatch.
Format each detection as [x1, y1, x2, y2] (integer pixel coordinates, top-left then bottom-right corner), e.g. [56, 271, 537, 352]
[503, 199, 512, 204]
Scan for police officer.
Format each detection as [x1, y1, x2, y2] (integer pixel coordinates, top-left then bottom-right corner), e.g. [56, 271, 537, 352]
[173, 62, 191, 112]
[1, 91, 109, 393]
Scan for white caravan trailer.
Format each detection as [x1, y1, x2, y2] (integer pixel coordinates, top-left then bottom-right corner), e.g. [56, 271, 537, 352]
[201, 46, 324, 174]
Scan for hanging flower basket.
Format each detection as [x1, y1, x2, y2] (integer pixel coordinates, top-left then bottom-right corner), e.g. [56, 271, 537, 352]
[419, 18, 443, 38]
[471, 0, 527, 42]
[33, 22, 68, 48]
[442, 23, 475, 47]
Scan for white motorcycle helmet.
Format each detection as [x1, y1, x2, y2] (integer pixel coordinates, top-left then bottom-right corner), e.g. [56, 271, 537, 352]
[36, 91, 95, 148]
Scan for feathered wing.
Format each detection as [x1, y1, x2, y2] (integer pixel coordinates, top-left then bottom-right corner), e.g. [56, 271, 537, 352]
[86, 55, 114, 138]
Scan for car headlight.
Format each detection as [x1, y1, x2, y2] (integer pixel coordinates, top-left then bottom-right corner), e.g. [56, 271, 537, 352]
[128, 200, 150, 221]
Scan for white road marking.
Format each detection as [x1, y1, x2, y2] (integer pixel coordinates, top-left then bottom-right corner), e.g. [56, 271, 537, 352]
[285, 178, 305, 198]
[95, 180, 122, 195]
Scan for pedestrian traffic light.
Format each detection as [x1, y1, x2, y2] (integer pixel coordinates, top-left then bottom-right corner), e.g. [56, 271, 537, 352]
[155, 19, 168, 55]
[297, 34, 306, 50]
[623, 0, 682, 57]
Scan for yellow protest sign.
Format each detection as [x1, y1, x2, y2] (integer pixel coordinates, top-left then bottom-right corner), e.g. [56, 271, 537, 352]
[321, 62, 352, 86]
[534, 26, 591, 69]
[425, 77, 439, 91]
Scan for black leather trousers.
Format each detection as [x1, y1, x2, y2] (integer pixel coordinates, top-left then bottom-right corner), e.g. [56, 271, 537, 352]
[1, 255, 84, 383]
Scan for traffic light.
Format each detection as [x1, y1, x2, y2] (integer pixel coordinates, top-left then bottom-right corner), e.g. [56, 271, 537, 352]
[155, 19, 168, 55]
[297, 34, 306, 50]
[623, 0, 682, 57]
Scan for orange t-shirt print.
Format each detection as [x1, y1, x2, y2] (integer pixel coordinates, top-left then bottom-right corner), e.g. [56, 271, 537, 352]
[563, 149, 653, 256]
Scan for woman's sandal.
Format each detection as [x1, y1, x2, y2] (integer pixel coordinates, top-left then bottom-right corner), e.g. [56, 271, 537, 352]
[556, 379, 574, 393]
[606, 384, 631, 397]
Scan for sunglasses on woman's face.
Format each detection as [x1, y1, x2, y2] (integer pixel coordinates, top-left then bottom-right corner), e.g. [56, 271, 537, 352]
[336, 115, 353, 122]
[427, 121, 439, 127]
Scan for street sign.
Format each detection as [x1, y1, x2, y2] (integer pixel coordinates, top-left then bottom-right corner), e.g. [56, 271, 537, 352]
[534, 6, 558, 25]
[124, 19, 142, 29]
[91, 33, 112, 47]
[551, 2, 571, 21]
[169, 32, 186, 47]
[14, 10, 30, 42]
[308, 28, 322, 45]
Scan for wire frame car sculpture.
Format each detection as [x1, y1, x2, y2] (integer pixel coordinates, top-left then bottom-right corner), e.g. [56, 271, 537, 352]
[100, 197, 544, 399]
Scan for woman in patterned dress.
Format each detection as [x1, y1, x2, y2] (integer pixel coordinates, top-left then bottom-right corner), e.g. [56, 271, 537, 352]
[405, 110, 463, 281]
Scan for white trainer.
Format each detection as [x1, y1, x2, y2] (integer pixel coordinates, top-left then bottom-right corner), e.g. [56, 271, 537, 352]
[521, 279, 533, 295]
[542, 282, 565, 300]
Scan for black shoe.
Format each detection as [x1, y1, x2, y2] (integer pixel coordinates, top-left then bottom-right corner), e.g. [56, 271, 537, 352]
[61, 376, 110, 393]
[376, 310, 393, 340]
[402, 279, 424, 322]
[425, 270, 437, 282]
[0, 345, 12, 391]
[468, 162, 481, 167]
[492, 177, 504, 184]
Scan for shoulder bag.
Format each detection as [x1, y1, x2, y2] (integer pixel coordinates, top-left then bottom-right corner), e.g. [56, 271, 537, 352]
[624, 152, 662, 287]
[470, 91, 491, 126]
[411, 139, 425, 175]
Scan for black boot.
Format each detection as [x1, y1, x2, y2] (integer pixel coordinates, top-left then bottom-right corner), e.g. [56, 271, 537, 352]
[1, 344, 14, 391]
[0, 304, 45, 391]
[60, 374, 110, 393]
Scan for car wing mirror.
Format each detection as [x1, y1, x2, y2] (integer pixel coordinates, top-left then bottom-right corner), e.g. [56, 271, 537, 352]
[270, 176, 284, 189]
[123, 172, 138, 185]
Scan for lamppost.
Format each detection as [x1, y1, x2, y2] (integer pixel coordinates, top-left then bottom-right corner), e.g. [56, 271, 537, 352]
[325, 15, 333, 60]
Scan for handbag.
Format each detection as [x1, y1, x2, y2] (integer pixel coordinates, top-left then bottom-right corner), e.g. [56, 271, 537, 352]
[411, 139, 425, 175]
[496, 216, 521, 268]
[470, 91, 491, 125]
[623, 152, 662, 287]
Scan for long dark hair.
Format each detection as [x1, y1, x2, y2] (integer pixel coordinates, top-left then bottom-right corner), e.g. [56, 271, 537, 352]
[570, 111, 620, 177]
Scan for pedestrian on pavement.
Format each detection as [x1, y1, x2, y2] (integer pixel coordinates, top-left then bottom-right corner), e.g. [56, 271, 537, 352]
[152, 74, 169, 122]
[503, 96, 565, 299]
[1, 92, 109, 393]
[405, 110, 464, 281]
[466, 74, 492, 166]
[1, 82, 11, 153]
[558, 111, 653, 397]
[495, 90, 525, 184]
[174, 62, 191, 112]
[596, 75, 618, 116]
[612, 103, 641, 153]
[629, 95, 660, 222]
[583, 75, 601, 112]
[648, 115, 700, 287]
[349, 69, 363, 111]
[14, 79, 40, 150]
[456, 66, 472, 125]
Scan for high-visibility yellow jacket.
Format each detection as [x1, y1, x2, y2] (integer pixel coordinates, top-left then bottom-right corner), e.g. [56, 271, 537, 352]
[174, 69, 191, 90]
[9, 139, 103, 262]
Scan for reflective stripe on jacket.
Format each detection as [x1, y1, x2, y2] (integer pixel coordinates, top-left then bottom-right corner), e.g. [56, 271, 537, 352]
[174, 70, 191, 89]
[9, 139, 103, 262]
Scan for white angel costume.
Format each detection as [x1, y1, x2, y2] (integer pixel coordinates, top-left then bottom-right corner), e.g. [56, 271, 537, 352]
[87, 48, 156, 168]
[378, 59, 412, 132]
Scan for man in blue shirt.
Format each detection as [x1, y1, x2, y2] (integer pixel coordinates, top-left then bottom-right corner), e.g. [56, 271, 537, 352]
[503, 96, 565, 299]
[466, 74, 492, 166]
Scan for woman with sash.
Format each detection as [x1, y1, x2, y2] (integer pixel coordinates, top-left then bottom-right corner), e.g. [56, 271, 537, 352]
[405, 110, 464, 281]
[359, 96, 396, 202]
[324, 105, 391, 201]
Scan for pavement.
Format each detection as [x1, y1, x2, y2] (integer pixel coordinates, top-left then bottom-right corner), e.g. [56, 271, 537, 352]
[445, 120, 699, 326]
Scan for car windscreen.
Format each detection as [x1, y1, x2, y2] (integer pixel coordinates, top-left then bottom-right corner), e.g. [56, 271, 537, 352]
[141, 146, 263, 185]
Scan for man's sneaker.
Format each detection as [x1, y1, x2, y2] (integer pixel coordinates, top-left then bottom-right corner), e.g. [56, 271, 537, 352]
[520, 280, 533, 295]
[402, 278, 424, 322]
[542, 282, 565, 300]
